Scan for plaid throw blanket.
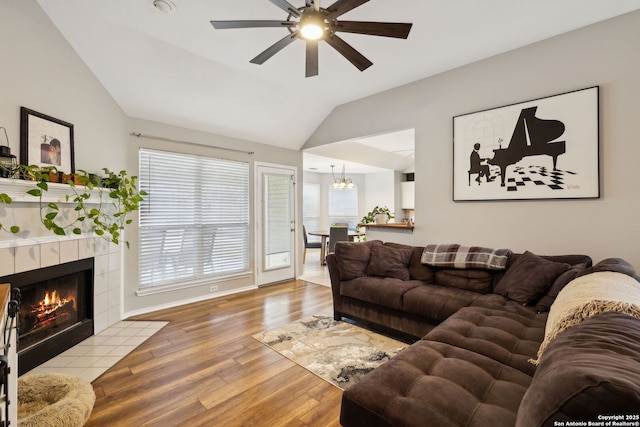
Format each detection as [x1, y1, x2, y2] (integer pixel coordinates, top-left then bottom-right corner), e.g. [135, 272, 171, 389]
[420, 243, 512, 270]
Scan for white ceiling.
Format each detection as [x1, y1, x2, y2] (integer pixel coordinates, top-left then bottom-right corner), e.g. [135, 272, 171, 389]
[37, 0, 640, 165]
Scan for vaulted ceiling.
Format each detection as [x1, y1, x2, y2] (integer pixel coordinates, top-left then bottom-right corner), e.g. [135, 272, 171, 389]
[37, 1, 640, 153]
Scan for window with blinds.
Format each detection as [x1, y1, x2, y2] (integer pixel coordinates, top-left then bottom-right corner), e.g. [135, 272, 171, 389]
[328, 186, 359, 230]
[303, 183, 321, 243]
[138, 149, 250, 291]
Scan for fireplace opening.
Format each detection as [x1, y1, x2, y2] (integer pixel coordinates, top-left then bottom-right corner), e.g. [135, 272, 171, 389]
[3, 258, 94, 375]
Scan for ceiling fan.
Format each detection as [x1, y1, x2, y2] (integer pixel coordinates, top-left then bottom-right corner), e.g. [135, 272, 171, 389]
[210, 0, 413, 77]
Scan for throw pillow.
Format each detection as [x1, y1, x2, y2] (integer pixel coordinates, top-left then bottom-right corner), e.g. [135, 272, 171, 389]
[334, 240, 382, 281]
[386, 242, 434, 281]
[366, 244, 414, 281]
[535, 263, 586, 312]
[421, 243, 512, 270]
[494, 251, 570, 305]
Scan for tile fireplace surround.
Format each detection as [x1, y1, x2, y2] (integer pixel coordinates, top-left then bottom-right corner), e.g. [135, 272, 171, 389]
[0, 178, 123, 338]
[0, 234, 122, 337]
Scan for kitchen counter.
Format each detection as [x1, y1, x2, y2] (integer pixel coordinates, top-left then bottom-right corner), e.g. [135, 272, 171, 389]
[361, 222, 415, 245]
[361, 222, 414, 230]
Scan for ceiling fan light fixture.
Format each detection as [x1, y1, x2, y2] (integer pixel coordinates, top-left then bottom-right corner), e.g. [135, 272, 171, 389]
[153, 0, 176, 13]
[299, 12, 325, 40]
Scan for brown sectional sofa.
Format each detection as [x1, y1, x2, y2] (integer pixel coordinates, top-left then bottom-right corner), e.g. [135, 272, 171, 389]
[327, 240, 640, 426]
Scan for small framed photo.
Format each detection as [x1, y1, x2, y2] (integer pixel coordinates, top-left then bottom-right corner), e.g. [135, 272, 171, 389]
[20, 107, 75, 174]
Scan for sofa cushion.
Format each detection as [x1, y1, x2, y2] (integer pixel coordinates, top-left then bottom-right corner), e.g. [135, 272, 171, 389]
[516, 312, 640, 426]
[471, 294, 543, 319]
[493, 251, 570, 305]
[366, 243, 413, 281]
[334, 240, 382, 281]
[576, 257, 637, 278]
[534, 263, 585, 312]
[341, 340, 532, 427]
[435, 269, 493, 293]
[340, 277, 423, 311]
[421, 243, 512, 270]
[402, 284, 482, 322]
[424, 307, 547, 376]
[384, 243, 435, 282]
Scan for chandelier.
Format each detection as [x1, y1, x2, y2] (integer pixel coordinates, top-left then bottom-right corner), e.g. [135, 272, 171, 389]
[331, 164, 354, 189]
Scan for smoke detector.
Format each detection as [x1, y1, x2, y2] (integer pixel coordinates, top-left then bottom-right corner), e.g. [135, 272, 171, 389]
[153, 0, 176, 13]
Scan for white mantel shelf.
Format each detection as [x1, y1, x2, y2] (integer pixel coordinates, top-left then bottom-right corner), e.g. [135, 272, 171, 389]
[0, 177, 109, 204]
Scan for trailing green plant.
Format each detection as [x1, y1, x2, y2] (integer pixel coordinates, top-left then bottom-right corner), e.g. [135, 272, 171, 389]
[0, 192, 20, 234]
[360, 205, 395, 225]
[0, 164, 147, 247]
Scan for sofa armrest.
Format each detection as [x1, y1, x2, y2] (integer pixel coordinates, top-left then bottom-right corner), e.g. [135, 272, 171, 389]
[326, 253, 343, 319]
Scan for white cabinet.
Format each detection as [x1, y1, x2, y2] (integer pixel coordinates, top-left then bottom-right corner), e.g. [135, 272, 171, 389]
[401, 181, 415, 210]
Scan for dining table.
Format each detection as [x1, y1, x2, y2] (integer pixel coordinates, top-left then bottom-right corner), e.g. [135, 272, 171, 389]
[308, 229, 363, 265]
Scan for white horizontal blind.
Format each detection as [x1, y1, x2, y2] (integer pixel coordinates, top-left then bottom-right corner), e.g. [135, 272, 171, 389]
[138, 149, 250, 290]
[328, 186, 359, 230]
[303, 183, 321, 243]
[328, 186, 358, 217]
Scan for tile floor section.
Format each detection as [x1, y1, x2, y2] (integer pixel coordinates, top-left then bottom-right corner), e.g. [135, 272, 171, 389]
[20, 248, 325, 385]
[299, 248, 331, 287]
[21, 320, 168, 383]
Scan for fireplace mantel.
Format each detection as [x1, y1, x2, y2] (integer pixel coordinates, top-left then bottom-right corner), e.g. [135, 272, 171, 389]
[0, 177, 108, 204]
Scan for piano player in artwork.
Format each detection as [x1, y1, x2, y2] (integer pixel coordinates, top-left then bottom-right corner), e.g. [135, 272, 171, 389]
[469, 143, 495, 184]
[488, 106, 566, 187]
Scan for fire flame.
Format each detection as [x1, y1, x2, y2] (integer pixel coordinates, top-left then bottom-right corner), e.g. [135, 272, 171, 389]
[36, 290, 76, 317]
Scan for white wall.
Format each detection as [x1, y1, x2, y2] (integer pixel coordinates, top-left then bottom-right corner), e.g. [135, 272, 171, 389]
[304, 11, 640, 269]
[365, 171, 396, 218]
[0, 0, 130, 241]
[0, 0, 128, 176]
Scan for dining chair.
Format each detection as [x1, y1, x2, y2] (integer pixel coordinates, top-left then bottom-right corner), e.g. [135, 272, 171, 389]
[327, 226, 349, 255]
[303, 225, 322, 263]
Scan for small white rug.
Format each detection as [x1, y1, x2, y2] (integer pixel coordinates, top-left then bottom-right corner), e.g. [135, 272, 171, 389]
[253, 314, 408, 389]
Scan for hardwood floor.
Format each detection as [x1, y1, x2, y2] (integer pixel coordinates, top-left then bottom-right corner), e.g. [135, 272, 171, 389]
[86, 280, 342, 427]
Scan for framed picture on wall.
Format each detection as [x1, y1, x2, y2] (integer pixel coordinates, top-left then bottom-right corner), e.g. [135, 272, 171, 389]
[452, 86, 599, 201]
[20, 107, 75, 174]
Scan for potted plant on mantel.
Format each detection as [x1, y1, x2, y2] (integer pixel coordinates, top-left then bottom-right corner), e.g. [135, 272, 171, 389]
[0, 165, 147, 247]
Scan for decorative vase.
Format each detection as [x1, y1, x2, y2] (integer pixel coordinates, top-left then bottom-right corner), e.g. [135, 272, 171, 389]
[375, 213, 387, 224]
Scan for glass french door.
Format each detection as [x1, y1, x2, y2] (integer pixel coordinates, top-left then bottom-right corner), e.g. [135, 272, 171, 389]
[256, 164, 296, 286]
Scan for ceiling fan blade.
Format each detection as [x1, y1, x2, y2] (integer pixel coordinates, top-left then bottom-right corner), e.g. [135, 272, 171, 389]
[211, 20, 296, 30]
[325, 0, 369, 19]
[250, 32, 299, 65]
[332, 21, 412, 39]
[268, 0, 301, 17]
[306, 40, 319, 77]
[325, 33, 372, 71]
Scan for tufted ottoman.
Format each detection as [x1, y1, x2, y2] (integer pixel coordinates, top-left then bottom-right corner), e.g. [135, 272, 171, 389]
[340, 305, 549, 426]
[424, 306, 547, 376]
[341, 339, 532, 427]
[17, 373, 95, 427]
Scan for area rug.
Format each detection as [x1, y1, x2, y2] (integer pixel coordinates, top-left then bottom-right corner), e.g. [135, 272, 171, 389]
[253, 314, 408, 390]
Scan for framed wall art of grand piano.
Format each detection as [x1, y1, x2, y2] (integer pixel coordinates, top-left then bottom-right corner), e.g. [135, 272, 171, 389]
[452, 86, 599, 201]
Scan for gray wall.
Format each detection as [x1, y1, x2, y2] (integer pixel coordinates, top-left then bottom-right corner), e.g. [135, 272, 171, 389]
[0, 0, 128, 174]
[305, 10, 640, 269]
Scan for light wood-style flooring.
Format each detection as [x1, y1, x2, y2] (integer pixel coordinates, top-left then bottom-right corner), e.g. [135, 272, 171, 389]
[86, 280, 342, 427]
